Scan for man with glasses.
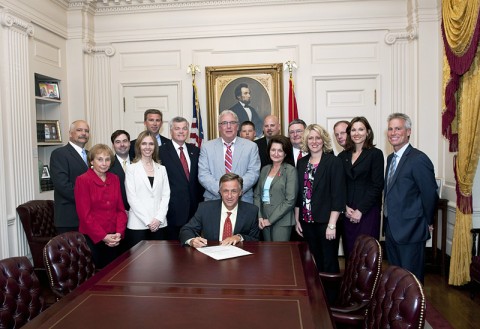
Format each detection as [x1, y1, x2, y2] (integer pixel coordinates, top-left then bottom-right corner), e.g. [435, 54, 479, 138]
[199, 110, 260, 203]
[180, 173, 259, 247]
[288, 119, 307, 166]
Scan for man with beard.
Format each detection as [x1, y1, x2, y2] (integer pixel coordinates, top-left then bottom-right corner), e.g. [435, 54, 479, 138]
[109, 130, 131, 210]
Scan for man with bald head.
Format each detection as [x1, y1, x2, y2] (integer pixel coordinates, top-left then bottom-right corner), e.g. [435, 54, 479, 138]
[333, 120, 349, 150]
[255, 115, 281, 168]
[50, 120, 91, 233]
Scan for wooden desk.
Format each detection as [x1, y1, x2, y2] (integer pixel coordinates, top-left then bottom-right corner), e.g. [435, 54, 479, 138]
[25, 241, 333, 329]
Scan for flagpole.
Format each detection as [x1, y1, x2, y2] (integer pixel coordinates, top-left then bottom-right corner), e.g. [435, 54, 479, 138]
[187, 64, 204, 147]
[284, 60, 299, 122]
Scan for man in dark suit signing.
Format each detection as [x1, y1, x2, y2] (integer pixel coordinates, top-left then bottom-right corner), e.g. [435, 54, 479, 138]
[383, 112, 438, 283]
[129, 109, 170, 159]
[50, 120, 90, 233]
[228, 83, 263, 138]
[109, 129, 131, 211]
[159, 116, 204, 240]
[180, 173, 260, 247]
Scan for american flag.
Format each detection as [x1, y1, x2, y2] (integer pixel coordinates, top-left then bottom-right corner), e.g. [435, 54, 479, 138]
[190, 81, 204, 147]
[288, 76, 299, 122]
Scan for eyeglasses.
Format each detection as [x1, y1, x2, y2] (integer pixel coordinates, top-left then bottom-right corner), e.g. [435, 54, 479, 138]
[219, 121, 238, 126]
[288, 129, 304, 135]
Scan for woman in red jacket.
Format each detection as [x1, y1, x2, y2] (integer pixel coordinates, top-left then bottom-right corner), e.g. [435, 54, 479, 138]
[75, 144, 127, 268]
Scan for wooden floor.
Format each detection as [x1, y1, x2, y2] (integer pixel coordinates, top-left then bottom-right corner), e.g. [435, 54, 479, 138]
[424, 270, 480, 329]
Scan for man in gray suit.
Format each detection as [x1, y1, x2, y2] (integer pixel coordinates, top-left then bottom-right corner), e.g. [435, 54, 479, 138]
[180, 173, 259, 247]
[198, 110, 260, 203]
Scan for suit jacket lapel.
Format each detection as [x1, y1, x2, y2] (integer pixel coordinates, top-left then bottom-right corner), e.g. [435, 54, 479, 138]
[168, 142, 189, 182]
[313, 154, 328, 191]
[386, 145, 412, 193]
[66, 143, 88, 169]
[231, 139, 244, 173]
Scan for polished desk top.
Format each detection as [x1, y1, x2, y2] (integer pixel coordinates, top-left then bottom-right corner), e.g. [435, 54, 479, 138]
[26, 241, 333, 329]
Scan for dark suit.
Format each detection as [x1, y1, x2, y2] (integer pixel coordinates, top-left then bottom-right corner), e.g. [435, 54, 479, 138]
[337, 147, 384, 256]
[50, 143, 89, 230]
[108, 156, 130, 211]
[129, 134, 170, 160]
[254, 137, 271, 168]
[384, 144, 438, 283]
[228, 102, 263, 137]
[159, 141, 204, 240]
[179, 200, 260, 245]
[296, 153, 346, 273]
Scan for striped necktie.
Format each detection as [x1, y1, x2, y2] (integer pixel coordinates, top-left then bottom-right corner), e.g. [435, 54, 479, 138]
[225, 143, 233, 173]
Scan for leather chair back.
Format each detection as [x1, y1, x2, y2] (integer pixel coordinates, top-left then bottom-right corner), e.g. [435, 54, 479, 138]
[337, 234, 382, 308]
[43, 231, 95, 299]
[16, 200, 56, 270]
[0, 256, 44, 328]
[364, 266, 425, 329]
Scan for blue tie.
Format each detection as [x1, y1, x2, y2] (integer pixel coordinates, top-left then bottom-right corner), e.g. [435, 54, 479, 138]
[387, 154, 397, 186]
[81, 149, 88, 165]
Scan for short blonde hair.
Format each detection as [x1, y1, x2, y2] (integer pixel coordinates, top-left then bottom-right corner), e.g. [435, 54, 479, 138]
[301, 124, 333, 154]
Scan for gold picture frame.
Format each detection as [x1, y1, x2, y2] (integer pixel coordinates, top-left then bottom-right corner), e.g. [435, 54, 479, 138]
[36, 120, 62, 144]
[205, 63, 283, 139]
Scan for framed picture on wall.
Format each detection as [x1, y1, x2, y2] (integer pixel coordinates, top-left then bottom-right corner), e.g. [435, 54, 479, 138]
[38, 81, 60, 100]
[205, 63, 284, 139]
[37, 120, 62, 143]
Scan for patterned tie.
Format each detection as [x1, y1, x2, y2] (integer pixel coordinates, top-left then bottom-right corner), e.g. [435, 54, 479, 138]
[179, 146, 190, 180]
[387, 154, 398, 186]
[122, 160, 127, 172]
[81, 149, 88, 166]
[222, 212, 233, 240]
[225, 143, 233, 173]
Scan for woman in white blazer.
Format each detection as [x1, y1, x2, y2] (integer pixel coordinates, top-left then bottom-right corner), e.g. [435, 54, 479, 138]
[125, 131, 170, 249]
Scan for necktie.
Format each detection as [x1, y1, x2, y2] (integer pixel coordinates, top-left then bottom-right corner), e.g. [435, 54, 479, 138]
[122, 160, 127, 172]
[222, 212, 233, 240]
[387, 154, 398, 186]
[179, 146, 190, 180]
[297, 151, 303, 161]
[81, 149, 88, 166]
[225, 143, 233, 173]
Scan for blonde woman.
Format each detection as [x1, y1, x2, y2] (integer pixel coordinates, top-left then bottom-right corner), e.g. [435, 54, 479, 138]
[125, 131, 170, 248]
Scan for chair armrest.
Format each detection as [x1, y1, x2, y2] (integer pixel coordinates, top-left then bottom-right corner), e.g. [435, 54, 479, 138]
[331, 310, 366, 326]
[471, 229, 480, 234]
[319, 271, 344, 283]
[331, 301, 369, 313]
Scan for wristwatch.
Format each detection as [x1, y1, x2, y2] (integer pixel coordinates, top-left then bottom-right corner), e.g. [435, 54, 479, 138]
[327, 224, 336, 230]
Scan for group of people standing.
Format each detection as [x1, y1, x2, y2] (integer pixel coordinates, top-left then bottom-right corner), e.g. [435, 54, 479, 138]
[50, 107, 438, 288]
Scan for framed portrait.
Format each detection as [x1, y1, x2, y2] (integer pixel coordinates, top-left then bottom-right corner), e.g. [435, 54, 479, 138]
[41, 165, 51, 179]
[37, 120, 62, 143]
[38, 81, 60, 100]
[205, 63, 284, 139]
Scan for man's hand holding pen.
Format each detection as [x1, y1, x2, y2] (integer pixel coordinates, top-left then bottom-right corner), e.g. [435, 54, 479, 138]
[190, 237, 208, 248]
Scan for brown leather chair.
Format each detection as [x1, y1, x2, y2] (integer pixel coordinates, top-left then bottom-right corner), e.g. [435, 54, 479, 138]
[470, 228, 480, 299]
[43, 231, 95, 299]
[364, 266, 425, 329]
[320, 235, 382, 327]
[16, 200, 56, 271]
[0, 256, 44, 328]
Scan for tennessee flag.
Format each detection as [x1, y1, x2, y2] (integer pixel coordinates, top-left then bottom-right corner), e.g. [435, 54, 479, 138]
[190, 81, 204, 147]
[288, 76, 299, 122]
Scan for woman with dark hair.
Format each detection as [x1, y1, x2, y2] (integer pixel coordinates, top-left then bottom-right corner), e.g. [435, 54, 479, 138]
[338, 116, 384, 258]
[295, 124, 345, 274]
[254, 135, 298, 241]
[125, 131, 170, 249]
[74, 144, 127, 268]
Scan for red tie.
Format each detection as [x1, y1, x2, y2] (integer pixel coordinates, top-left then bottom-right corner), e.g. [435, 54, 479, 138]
[225, 143, 233, 173]
[222, 212, 233, 240]
[297, 151, 303, 161]
[179, 147, 190, 180]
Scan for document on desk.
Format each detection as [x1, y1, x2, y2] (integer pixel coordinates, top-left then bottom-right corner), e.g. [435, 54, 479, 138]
[196, 245, 252, 260]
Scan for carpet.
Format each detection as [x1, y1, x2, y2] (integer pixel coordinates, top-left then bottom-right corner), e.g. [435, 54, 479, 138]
[425, 301, 454, 329]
